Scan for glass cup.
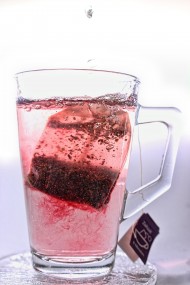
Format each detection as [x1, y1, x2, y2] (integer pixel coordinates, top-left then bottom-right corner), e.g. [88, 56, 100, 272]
[15, 68, 181, 280]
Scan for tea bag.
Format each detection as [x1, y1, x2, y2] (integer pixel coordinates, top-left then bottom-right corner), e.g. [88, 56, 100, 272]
[28, 101, 131, 209]
[119, 213, 160, 264]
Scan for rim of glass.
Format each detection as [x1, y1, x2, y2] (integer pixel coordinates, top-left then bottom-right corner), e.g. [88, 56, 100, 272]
[15, 68, 140, 83]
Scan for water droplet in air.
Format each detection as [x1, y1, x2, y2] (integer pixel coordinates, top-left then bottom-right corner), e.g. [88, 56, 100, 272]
[86, 7, 93, 18]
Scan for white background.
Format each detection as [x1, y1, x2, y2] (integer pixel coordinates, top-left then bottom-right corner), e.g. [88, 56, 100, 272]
[0, 0, 190, 282]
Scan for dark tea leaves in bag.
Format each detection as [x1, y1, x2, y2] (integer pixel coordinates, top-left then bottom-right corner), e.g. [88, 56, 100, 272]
[28, 156, 119, 209]
[27, 100, 131, 209]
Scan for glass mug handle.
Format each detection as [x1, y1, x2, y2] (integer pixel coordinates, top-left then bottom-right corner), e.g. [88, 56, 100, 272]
[123, 104, 181, 219]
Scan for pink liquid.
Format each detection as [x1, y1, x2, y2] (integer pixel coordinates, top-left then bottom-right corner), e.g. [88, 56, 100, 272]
[17, 96, 136, 260]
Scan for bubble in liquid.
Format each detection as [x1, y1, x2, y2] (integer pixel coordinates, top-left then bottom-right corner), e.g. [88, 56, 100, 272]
[34, 105, 41, 109]
[26, 107, 31, 112]
[106, 144, 114, 151]
[45, 101, 51, 107]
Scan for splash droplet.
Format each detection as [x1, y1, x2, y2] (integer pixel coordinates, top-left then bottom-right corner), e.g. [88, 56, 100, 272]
[86, 7, 93, 18]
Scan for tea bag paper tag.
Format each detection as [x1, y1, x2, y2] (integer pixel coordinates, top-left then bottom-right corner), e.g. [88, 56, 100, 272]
[118, 213, 160, 264]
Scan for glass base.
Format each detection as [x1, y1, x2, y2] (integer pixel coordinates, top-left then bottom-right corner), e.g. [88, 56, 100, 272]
[32, 249, 115, 279]
[0, 251, 157, 284]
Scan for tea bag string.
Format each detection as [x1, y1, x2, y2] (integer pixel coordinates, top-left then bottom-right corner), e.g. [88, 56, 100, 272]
[137, 124, 148, 214]
[130, 125, 145, 234]
[137, 125, 143, 189]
